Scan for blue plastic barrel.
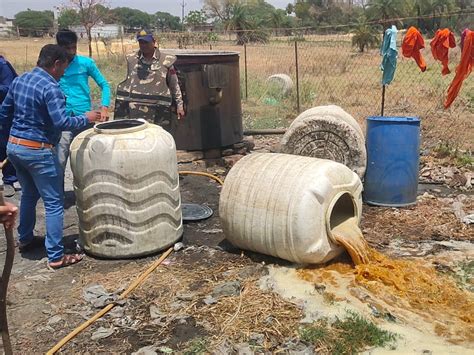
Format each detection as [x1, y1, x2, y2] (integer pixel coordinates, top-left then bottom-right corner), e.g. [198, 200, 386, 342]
[363, 116, 420, 207]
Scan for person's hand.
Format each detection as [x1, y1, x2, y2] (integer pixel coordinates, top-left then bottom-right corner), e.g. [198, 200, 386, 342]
[177, 106, 185, 120]
[0, 202, 18, 230]
[100, 106, 109, 122]
[85, 110, 102, 123]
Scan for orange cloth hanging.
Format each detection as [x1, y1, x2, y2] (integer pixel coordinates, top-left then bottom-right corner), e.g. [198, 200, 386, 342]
[444, 30, 474, 108]
[402, 27, 426, 72]
[430, 29, 456, 75]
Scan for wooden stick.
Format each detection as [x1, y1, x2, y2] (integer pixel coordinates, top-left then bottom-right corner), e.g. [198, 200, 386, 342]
[0, 159, 8, 170]
[0, 186, 14, 355]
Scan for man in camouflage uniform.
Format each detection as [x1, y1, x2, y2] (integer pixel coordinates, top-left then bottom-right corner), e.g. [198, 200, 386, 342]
[114, 30, 184, 125]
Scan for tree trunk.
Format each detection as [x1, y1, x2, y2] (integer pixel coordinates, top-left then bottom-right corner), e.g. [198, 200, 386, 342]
[87, 27, 93, 58]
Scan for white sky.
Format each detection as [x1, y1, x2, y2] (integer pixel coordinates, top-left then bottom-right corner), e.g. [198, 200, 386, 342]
[0, 0, 291, 18]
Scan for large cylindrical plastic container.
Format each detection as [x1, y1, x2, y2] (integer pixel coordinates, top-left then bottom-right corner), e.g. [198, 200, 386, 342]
[364, 116, 420, 207]
[280, 105, 367, 178]
[219, 153, 363, 264]
[70, 119, 183, 258]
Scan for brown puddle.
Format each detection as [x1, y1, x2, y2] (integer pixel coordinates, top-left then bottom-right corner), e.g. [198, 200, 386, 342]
[298, 219, 474, 344]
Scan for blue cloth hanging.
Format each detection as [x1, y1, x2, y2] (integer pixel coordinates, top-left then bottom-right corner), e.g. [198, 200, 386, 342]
[380, 25, 398, 85]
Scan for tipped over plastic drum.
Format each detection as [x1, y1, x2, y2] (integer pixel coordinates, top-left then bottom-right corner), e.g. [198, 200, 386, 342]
[219, 153, 363, 264]
[363, 116, 420, 207]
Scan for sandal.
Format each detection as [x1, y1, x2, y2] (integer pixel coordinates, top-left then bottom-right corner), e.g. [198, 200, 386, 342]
[48, 254, 84, 270]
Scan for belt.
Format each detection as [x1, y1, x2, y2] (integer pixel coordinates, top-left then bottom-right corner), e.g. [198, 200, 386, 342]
[9, 136, 53, 149]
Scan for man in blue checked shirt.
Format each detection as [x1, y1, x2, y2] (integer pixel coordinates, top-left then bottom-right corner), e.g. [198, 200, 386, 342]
[0, 44, 104, 269]
[56, 29, 111, 172]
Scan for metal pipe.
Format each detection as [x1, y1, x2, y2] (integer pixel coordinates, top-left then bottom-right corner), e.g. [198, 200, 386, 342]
[244, 43, 248, 100]
[243, 128, 287, 135]
[295, 41, 300, 114]
[381, 84, 386, 116]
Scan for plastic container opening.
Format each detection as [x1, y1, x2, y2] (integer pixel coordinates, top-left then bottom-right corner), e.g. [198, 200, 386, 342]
[96, 119, 145, 130]
[329, 192, 357, 232]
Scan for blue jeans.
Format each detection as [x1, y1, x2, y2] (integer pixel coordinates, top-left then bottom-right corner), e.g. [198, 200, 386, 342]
[57, 118, 93, 172]
[7, 143, 65, 262]
[57, 131, 74, 172]
[0, 129, 17, 185]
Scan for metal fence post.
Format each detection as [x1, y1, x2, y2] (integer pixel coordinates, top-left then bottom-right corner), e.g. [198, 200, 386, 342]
[244, 43, 248, 100]
[295, 40, 300, 114]
[94, 37, 100, 60]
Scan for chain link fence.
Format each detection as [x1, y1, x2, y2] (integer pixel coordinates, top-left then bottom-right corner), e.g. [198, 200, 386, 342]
[1, 27, 472, 149]
[187, 31, 473, 150]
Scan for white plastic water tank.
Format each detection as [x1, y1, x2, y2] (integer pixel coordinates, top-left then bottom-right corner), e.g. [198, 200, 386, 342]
[70, 119, 183, 258]
[219, 153, 363, 264]
[280, 105, 367, 178]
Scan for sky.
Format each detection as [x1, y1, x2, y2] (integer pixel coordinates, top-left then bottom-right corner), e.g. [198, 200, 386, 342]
[0, 0, 291, 18]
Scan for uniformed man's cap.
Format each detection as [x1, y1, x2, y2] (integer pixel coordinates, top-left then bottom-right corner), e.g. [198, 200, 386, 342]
[136, 29, 154, 42]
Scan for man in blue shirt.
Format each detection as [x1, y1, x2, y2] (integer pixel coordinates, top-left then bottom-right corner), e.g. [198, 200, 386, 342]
[0, 44, 103, 269]
[56, 29, 110, 172]
[0, 55, 19, 197]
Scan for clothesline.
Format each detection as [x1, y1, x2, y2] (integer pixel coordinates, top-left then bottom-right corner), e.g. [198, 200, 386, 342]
[381, 26, 473, 110]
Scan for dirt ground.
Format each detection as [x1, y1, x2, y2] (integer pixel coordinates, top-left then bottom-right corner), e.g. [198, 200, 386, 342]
[0, 135, 473, 354]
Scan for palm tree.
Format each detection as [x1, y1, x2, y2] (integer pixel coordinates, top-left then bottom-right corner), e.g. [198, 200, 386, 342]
[352, 17, 381, 52]
[267, 9, 288, 36]
[414, 0, 457, 32]
[225, 4, 268, 45]
[367, 0, 409, 22]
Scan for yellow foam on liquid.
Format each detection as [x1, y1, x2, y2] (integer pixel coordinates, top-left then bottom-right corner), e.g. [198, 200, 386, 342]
[298, 219, 474, 343]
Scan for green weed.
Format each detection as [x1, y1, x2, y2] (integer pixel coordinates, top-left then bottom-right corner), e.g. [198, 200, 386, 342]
[451, 260, 474, 292]
[456, 153, 474, 167]
[183, 337, 208, 355]
[299, 311, 397, 354]
[434, 143, 473, 167]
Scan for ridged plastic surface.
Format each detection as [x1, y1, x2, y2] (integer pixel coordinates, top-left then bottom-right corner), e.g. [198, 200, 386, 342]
[70, 120, 182, 258]
[219, 153, 363, 264]
[280, 105, 367, 178]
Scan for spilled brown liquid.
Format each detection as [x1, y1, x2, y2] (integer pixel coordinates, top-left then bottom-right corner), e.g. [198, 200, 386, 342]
[298, 218, 474, 344]
[332, 218, 370, 265]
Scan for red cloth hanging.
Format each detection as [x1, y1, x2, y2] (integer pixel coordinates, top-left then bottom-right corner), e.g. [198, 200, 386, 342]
[444, 30, 474, 108]
[402, 27, 426, 72]
[461, 28, 469, 50]
[430, 29, 456, 75]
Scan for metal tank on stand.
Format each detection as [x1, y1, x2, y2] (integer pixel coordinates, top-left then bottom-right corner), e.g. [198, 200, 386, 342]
[114, 50, 243, 152]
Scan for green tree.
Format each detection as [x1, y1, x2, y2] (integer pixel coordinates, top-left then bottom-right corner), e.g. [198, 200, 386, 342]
[351, 17, 380, 52]
[185, 10, 208, 27]
[154, 11, 181, 31]
[14, 10, 54, 36]
[225, 3, 269, 44]
[58, 9, 81, 28]
[203, 0, 240, 24]
[112, 7, 152, 29]
[412, 0, 457, 32]
[95, 4, 115, 24]
[67, 0, 108, 57]
[293, 0, 322, 26]
[366, 0, 409, 22]
[267, 9, 292, 35]
[286, 3, 294, 14]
